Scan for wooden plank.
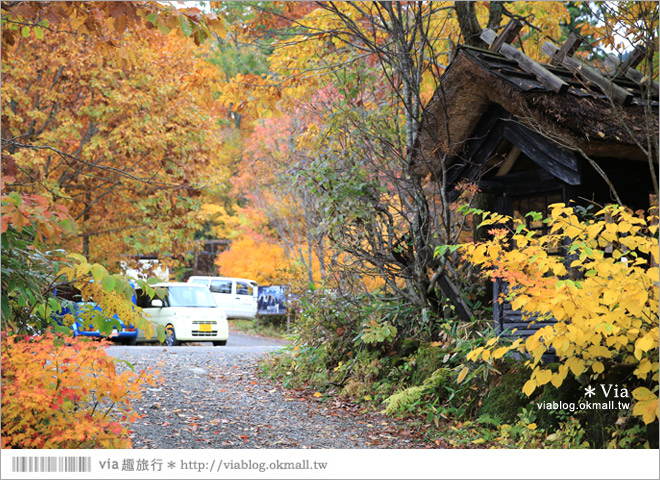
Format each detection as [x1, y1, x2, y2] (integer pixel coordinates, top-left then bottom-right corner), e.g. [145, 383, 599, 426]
[446, 108, 507, 201]
[542, 41, 633, 105]
[624, 68, 660, 95]
[619, 45, 647, 73]
[436, 274, 473, 324]
[481, 178, 562, 197]
[493, 279, 503, 333]
[496, 146, 521, 176]
[505, 121, 580, 172]
[492, 19, 522, 52]
[602, 52, 658, 94]
[492, 168, 556, 184]
[554, 32, 583, 61]
[482, 28, 569, 94]
[503, 123, 581, 186]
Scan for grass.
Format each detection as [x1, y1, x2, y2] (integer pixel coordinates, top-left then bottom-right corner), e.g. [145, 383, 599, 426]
[229, 316, 290, 339]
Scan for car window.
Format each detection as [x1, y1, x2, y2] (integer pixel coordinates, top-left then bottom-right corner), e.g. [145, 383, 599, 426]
[210, 280, 232, 294]
[167, 286, 216, 307]
[135, 289, 157, 308]
[236, 281, 253, 296]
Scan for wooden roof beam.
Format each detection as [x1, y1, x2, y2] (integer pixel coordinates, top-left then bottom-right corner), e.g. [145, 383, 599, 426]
[542, 39, 634, 105]
[619, 45, 646, 72]
[491, 19, 522, 52]
[616, 46, 659, 95]
[606, 53, 660, 95]
[495, 145, 521, 176]
[481, 27, 569, 94]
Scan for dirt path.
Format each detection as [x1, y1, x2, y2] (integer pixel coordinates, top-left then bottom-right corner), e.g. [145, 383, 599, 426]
[107, 336, 430, 449]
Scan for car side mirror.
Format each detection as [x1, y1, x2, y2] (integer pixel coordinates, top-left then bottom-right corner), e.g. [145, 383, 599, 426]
[151, 299, 163, 308]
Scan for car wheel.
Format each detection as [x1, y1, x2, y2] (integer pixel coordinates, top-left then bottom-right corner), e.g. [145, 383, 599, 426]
[163, 325, 180, 346]
[212, 340, 227, 346]
[122, 336, 137, 346]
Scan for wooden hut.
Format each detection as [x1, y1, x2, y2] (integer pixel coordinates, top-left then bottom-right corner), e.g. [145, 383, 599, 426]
[415, 22, 659, 339]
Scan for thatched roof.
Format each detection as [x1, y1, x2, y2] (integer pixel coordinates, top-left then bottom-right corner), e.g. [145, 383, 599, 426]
[414, 45, 659, 176]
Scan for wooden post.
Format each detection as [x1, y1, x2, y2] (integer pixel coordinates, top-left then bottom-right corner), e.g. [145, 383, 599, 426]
[604, 49, 658, 95]
[624, 69, 660, 95]
[491, 19, 522, 53]
[619, 45, 646, 73]
[554, 32, 583, 61]
[481, 28, 569, 94]
[192, 243, 199, 276]
[617, 45, 659, 95]
[496, 146, 521, 176]
[542, 41, 633, 105]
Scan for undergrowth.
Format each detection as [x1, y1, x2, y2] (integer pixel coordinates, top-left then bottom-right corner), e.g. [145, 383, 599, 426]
[260, 288, 658, 448]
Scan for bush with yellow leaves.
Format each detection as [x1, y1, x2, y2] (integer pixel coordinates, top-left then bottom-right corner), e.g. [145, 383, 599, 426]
[453, 203, 658, 426]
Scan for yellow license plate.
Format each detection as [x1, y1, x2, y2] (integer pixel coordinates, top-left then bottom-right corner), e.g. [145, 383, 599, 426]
[199, 324, 212, 332]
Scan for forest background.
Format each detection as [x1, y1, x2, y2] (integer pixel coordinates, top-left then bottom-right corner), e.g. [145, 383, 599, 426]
[1, 1, 658, 450]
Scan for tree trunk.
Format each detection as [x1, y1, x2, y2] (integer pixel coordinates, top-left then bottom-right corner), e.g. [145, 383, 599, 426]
[455, 1, 488, 48]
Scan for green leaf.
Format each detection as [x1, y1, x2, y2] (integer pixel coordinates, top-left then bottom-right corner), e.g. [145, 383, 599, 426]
[101, 275, 116, 292]
[156, 324, 166, 343]
[53, 325, 72, 335]
[98, 319, 114, 335]
[90, 263, 108, 281]
[114, 358, 135, 371]
[21, 26, 30, 38]
[1, 299, 10, 321]
[179, 15, 193, 37]
[124, 288, 134, 301]
[33, 26, 44, 40]
[48, 297, 61, 313]
[525, 211, 543, 222]
[146, 12, 158, 27]
[69, 253, 86, 264]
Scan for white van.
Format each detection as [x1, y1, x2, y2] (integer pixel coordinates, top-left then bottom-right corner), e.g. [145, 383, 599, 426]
[187, 276, 258, 319]
[134, 283, 229, 346]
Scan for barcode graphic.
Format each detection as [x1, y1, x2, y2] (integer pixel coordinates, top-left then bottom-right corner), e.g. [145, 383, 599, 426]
[11, 456, 92, 473]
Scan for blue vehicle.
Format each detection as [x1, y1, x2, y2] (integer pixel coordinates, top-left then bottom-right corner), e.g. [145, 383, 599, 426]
[53, 286, 138, 345]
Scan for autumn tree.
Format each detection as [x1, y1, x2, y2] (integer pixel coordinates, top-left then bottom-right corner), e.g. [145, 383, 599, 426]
[216, 2, 583, 320]
[2, 6, 231, 271]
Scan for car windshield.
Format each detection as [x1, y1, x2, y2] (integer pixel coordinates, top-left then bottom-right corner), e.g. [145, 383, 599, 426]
[166, 286, 217, 308]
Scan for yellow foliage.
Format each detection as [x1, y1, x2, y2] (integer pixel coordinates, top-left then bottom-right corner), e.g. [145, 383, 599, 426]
[461, 204, 659, 423]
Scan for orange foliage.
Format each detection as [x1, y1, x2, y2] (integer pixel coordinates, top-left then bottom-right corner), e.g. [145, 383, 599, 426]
[2, 25, 230, 269]
[1, 333, 160, 448]
[214, 235, 293, 285]
[0, 185, 74, 243]
[1, 1, 225, 56]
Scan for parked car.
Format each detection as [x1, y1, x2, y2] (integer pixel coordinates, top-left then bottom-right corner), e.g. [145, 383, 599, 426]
[134, 282, 229, 346]
[53, 286, 138, 345]
[186, 276, 258, 319]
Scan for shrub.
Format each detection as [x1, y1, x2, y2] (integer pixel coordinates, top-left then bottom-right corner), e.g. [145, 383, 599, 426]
[1, 332, 159, 448]
[460, 204, 659, 428]
[479, 365, 532, 424]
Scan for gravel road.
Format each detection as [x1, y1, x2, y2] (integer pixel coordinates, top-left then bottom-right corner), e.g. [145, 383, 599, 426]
[107, 331, 426, 449]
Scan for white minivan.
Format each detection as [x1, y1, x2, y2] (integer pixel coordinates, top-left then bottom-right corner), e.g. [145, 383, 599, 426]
[187, 276, 259, 319]
[135, 283, 229, 346]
